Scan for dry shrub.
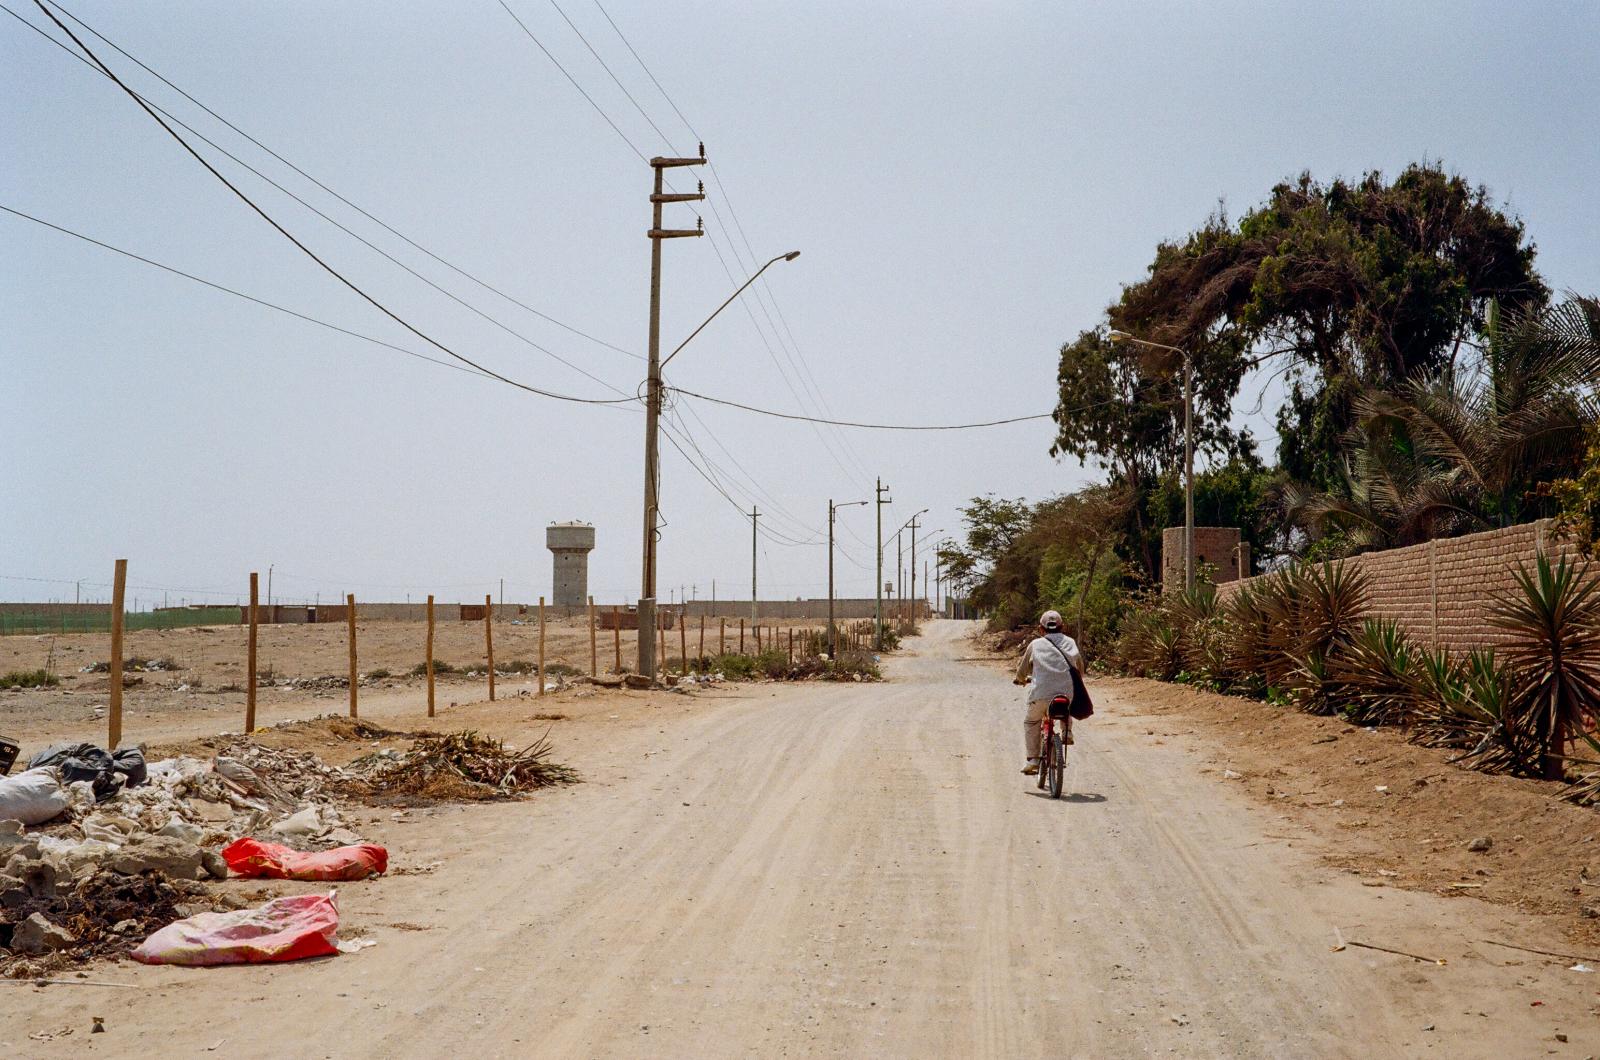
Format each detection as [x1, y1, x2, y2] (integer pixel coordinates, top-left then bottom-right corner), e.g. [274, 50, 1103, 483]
[351, 730, 577, 801]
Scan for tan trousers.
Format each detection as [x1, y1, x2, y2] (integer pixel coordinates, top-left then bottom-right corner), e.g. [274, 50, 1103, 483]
[1024, 698, 1048, 759]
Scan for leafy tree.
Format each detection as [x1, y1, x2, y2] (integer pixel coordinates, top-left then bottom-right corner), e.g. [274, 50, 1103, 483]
[1055, 163, 1546, 513]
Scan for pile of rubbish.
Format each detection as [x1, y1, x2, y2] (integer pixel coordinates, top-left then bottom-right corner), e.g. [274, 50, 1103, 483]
[346, 729, 578, 801]
[0, 735, 384, 977]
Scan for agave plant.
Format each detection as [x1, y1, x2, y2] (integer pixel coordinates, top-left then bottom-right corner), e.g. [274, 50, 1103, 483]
[1334, 617, 1418, 726]
[1488, 552, 1600, 780]
[1219, 583, 1273, 695]
[1277, 561, 1369, 714]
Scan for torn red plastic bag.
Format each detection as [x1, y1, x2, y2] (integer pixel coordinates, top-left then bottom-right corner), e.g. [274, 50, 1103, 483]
[132, 892, 339, 966]
[222, 837, 388, 882]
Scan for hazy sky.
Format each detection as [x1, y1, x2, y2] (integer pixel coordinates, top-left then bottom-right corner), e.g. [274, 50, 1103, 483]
[4, 0, 1597, 609]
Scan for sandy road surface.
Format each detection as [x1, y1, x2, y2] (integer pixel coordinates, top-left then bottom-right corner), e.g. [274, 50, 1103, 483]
[12, 622, 1593, 1057]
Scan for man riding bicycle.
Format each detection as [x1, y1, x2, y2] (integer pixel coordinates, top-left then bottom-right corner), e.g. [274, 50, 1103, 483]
[1012, 609, 1083, 775]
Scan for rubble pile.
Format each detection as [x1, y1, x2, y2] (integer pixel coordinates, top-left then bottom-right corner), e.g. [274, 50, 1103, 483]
[1, 735, 372, 977]
[1, 818, 232, 977]
[347, 729, 578, 801]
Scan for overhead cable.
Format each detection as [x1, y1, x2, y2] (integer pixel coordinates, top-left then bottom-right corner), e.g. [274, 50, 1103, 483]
[670, 387, 1057, 431]
[28, 0, 631, 407]
[8, 1, 639, 362]
[0, 202, 638, 406]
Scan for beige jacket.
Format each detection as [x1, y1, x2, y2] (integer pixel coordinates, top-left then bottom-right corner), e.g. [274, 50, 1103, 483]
[1015, 632, 1083, 703]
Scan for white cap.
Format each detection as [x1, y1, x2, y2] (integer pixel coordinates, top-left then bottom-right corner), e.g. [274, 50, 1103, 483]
[1039, 610, 1063, 630]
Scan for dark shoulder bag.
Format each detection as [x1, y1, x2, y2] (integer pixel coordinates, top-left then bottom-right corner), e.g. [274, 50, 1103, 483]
[1046, 638, 1095, 721]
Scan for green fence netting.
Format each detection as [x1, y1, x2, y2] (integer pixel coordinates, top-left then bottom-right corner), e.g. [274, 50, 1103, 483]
[0, 607, 240, 636]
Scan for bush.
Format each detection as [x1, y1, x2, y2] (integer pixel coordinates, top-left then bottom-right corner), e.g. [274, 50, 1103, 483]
[365, 668, 392, 680]
[0, 668, 59, 689]
[408, 660, 458, 677]
[689, 648, 881, 682]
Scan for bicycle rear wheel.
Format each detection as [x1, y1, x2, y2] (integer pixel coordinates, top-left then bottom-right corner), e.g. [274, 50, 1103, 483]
[1048, 730, 1065, 799]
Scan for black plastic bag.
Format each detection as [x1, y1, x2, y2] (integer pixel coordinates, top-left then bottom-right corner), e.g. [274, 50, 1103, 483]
[27, 742, 144, 801]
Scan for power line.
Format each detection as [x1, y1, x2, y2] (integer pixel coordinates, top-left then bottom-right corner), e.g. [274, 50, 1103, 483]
[5, 4, 635, 398]
[658, 424, 820, 548]
[28, 0, 631, 408]
[10, 1, 640, 363]
[671, 386, 1059, 431]
[1, 202, 642, 408]
[492, 0, 652, 166]
[544, 0, 677, 151]
[586, 1, 878, 487]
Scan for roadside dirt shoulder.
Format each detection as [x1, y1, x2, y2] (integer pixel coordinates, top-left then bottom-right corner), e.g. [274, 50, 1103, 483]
[1098, 674, 1600, 946]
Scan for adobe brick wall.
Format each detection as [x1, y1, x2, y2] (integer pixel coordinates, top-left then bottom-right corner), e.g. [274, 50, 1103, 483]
[1216, 519, 1583, 653]
[1162, 526, 1244, 591]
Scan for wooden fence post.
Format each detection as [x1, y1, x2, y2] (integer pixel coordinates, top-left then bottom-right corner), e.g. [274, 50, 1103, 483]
[537, 596, 546, 697]
[679, 608, 687, 671]
[347, 593, 358, 718]
[788, 628, 794, 664]
[699, 614, 705, 661]
[245, 570, 258, 733]
[720, 617, 726, 655]
[426, 594, 435, 718]
[657, 610, 666, 672]
[485, 593, 495, 702]
[739, 618, 745, 654]
[588, 596, 597, 677]
[108, 559, 127, 749]
[613, 605, 621, 673]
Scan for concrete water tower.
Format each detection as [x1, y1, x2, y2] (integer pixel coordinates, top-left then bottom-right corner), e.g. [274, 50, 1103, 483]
[546, 522, 595, 608]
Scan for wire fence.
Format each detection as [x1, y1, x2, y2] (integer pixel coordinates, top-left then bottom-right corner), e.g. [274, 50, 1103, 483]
[0, 607, 240, 637]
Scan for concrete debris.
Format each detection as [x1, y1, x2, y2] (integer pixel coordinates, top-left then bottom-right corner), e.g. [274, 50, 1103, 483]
[105, 837, 206, 881]
[12, 912, 76, 954]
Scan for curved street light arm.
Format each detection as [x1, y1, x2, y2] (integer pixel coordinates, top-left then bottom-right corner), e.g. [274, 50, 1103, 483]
[662, 250, 800, 368]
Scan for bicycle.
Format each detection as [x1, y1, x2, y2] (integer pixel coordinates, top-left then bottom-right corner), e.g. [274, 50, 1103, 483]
[1035, 695, 1072, 799]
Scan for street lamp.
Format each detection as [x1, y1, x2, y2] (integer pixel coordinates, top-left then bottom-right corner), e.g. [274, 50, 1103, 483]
[639, 249, 801, 680]
[829, 499, 868, 656]
[1110, 328, 1194, 591]
[660, 251, 801, 369]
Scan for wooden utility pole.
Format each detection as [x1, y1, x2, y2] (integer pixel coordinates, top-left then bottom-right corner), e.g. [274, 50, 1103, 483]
[638, 147, 706, 682]
[537, 596, 546, 697]
[750, 506, 759, 628]
[245, 570, 258, 733]
[426, 595, 435, 718]
[484, 593, 495, 702]
[908, 514, 922, 624]
[588, 596, 597, 677]
[108, 559, 127, 748]
[347, 594, 359, 718]
[875, 478, 891, 649]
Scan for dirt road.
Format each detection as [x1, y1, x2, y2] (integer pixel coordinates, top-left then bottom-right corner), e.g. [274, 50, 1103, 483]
[11, 622, 1593, 1056]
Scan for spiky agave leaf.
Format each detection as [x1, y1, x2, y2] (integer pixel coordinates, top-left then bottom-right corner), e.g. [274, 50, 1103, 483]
[1334, 617, 1419, 726]
[1488, 552, 1600, 779]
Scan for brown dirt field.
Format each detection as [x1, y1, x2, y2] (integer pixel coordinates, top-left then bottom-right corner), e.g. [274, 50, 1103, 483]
[0, 617, 825, 751]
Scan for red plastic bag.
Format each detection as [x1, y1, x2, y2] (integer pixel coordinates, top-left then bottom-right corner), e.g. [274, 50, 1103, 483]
[132, 892, 339, 966]
[222, 837, 388, 881]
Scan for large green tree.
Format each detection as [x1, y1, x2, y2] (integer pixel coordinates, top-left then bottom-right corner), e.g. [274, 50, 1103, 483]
[1053, 163, 1546, 531]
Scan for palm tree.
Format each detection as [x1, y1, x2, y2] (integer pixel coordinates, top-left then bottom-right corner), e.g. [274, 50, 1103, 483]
[1286, 296, 1600, 549]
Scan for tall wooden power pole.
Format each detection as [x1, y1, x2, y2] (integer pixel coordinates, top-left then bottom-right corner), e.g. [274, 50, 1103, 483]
[874, 478, 891, 649]
[639, 147, 705, 681]
[750, 507, 759, 626]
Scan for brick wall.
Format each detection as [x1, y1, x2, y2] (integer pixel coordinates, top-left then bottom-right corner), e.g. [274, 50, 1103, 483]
[1217, 519, 1583, 653]
[1162, 526, 1244, 591]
